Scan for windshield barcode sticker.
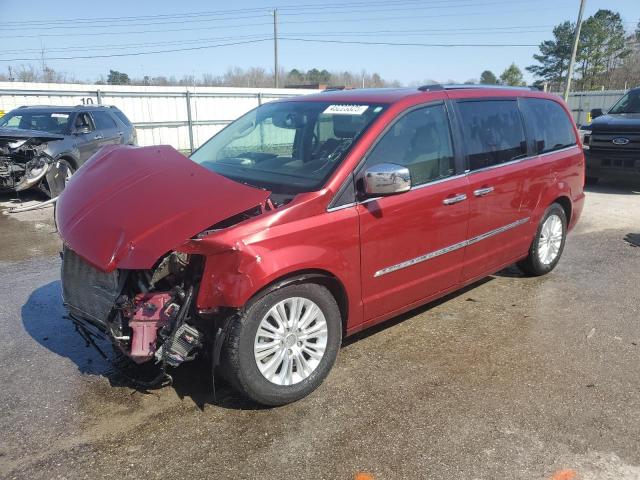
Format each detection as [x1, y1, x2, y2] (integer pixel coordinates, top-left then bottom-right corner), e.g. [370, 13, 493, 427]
[324, 105, 369, 115]
[51, 113, 69, 118]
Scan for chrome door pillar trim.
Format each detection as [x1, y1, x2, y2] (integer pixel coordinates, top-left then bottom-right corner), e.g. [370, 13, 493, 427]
[373, 216, 530, 278]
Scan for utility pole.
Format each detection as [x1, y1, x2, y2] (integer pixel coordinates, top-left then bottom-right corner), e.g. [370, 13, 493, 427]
[564, 0, 586, 101]
[273, 9, 279, 88]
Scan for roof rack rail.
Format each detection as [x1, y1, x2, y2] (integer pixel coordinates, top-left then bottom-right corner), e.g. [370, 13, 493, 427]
[417, 84, 444, 92]
[418, 84, 537, 92]
[322, 86, 347, 92]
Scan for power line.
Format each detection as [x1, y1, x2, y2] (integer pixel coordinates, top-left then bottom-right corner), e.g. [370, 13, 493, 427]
[281, 37, 540, 47]
[0, 22, 574, 57]
[0, 25, 557, 55]
[0, 13, 272, 31]
[0, 38, 271, 63]
[0, 5, 574, 39]
[280, 0, 534, 16]
[1, 0, 553, 26]
[0, 34, 270, 56]
[0, 21, 275, 39]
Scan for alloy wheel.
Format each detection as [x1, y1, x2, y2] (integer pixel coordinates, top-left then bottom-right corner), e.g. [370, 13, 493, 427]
[253, 297, 328, 386]
[537, 214, 563, 265]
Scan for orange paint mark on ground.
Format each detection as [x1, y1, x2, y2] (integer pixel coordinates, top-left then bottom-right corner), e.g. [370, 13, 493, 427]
[353, 472, 375, 480]
[551, 469, 578, 480]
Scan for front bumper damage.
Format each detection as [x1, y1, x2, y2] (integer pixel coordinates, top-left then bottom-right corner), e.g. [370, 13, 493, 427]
[61, 246, 207, 385]
[0, 132, 62, 195]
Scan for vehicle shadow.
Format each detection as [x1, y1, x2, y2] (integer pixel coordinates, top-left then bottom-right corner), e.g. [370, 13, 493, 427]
[23, 274, 503, 411]
[343, 276, 495, 347]
[584, 181, 640, 195]
[624, 233, 640, 247]
[0, 190, 48, 206]
[21, 280, 265, 411]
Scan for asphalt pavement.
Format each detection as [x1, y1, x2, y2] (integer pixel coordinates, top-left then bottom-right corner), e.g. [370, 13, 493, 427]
[0, 184, 639, 480]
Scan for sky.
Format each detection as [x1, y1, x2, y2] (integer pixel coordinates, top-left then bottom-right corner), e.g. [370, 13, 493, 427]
[0, 0, 639, 85]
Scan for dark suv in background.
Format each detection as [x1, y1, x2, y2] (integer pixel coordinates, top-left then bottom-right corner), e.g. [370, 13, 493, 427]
[581, 86, 640, 184]
[0, 105, 136, 197]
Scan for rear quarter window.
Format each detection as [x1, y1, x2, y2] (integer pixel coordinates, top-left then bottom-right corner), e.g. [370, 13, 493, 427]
[111, 109, 132, 126]
[522, 98, 576, 154]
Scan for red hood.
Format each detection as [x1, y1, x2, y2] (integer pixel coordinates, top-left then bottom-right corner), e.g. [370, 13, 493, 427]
[56, 145, 270, 272]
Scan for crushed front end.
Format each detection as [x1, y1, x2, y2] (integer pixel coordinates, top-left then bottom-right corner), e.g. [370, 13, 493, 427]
[0, 134, 59, 194]
[61, 246, 208, 376]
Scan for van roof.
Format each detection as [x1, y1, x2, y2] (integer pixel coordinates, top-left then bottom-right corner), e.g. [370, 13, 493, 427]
[283, 85, 551, 105]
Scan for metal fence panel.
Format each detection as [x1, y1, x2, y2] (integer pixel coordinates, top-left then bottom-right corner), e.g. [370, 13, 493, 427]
[2, 83, 629, 148]
[0, 82, 317, 152]
[561, 90, 627, 125]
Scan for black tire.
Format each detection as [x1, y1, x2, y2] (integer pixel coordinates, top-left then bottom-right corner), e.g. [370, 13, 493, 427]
[517, 203, 567, 276]
[42, 158, 75, 198]
[585, 176, 599, 186]
[221, 282, 342, 406]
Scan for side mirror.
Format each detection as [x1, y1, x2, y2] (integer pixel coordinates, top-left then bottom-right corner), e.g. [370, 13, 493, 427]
[361, 163, 411, 197]
[590, 108, 603, 119]
[74, 126, 90, 135]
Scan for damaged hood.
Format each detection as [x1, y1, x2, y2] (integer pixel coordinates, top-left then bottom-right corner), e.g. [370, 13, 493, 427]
[0, 127, 64, 146]
[56, 145, 270, 272]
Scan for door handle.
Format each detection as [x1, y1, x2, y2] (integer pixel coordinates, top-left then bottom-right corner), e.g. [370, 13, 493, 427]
[473, 186, 494, 197]
[443, 193, 467, 205]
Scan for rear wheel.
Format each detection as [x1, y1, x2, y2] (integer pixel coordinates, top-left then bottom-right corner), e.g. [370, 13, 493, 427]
[221, 282, 342, 406]
[517, 203, 567, 276]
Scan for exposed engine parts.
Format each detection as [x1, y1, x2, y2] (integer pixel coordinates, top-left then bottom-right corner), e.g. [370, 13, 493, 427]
[0, 137, 56, 195]
[62, 248, 209, 385]
[155, 323, 204, 367]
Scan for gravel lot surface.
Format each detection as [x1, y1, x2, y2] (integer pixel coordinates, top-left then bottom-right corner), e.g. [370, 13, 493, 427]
[1, 183, 639, 480]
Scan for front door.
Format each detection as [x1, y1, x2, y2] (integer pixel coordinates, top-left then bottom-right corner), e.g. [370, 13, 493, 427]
[358, 103, 469, 324]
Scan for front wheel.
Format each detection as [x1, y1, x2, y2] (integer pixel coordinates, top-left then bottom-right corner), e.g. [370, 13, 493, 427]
[42, 158, 75, 198]
[517, 203, 567, 276]
[221, 282, 342, 406]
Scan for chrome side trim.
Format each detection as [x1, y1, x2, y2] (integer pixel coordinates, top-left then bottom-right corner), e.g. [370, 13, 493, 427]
[537, 144, 579, 158]
[374, 239, 468, 277]
[326, 202, 357, 213]
[373, 216, 530, 277]
[410, 173, 467, 191]
[326, 173, 466, 213]
[326, 145, 579, 213]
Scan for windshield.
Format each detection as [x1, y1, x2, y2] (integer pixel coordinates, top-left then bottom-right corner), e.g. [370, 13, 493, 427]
[0, 110, 71, 134]
[608, 90, 640, 115]
[190, 101, 386, 194]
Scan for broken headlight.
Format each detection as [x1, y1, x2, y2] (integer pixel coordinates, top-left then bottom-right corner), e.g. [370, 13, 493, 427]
[24, 156, 49, 179]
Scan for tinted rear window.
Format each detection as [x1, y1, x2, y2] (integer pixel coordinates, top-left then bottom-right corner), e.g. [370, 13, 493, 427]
[457, 100, 526, 171]
[91, 111, 117, 130]
[522, 98, 576, 154]
[111, 109, 132, 126]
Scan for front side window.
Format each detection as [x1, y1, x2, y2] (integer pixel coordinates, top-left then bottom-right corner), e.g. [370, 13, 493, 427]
[523, 98, 576, 154]
[608, 89, 640, 115]
[0, 111, 71, 134]
[190, 101, 386, 194]
[363, 104, 455, 186]
[457, 100, 526, 171]
[75, 113, 95, 132]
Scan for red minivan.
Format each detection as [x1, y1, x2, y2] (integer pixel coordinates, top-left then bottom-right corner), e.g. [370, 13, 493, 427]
[57, 85, 585, 405]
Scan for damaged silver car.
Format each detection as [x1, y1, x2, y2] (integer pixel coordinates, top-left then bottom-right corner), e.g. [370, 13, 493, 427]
[0, 105, 136, 197]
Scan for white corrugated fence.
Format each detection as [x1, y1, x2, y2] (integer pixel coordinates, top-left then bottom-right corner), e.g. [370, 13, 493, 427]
[0, 82, 318, 152]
